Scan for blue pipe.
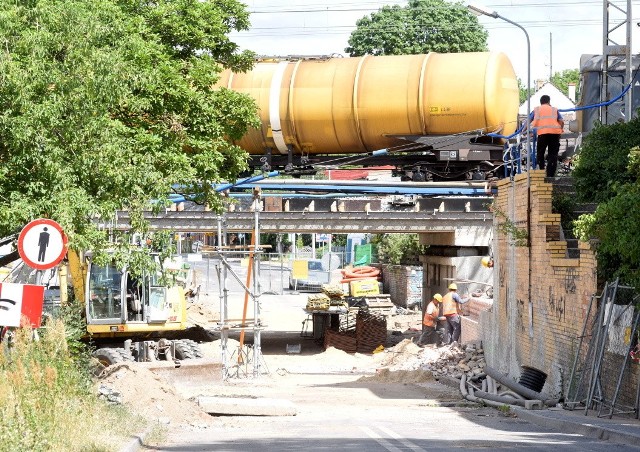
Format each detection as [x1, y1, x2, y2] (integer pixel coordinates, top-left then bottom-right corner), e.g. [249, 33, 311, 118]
[216, 182, 494, 196]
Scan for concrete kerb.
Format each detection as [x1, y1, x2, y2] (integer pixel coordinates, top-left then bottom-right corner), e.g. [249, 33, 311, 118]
[119, 428, 151, 452]
[512, 407, 640, 447]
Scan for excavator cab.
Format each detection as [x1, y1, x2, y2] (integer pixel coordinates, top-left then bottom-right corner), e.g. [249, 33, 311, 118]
[85, 257, 187, 335]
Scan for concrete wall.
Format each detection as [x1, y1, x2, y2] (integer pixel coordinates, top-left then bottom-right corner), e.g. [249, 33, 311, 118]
[482, 171, 597, 398]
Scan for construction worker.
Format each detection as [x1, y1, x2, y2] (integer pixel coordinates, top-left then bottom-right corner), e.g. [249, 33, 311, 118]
[442, 283, 466, 345]
[417, 294, 445, 346]
[530, 94, 564, 178]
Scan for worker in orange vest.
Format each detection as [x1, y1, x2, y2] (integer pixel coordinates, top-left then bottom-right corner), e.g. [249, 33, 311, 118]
[442, 283, 467, 345]
[530, 94, 564, 178]
[417, 293, 445, 346]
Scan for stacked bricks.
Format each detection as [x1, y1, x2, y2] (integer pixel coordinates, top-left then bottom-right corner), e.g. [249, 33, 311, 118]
[322, 310, 387, 354]
[355, 311, 387, 353]
[324, 329, 357, 354]
[382, 265, 422, 308]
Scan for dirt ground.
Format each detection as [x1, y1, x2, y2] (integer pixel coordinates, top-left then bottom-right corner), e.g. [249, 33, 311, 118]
[95, 293, 465, 433]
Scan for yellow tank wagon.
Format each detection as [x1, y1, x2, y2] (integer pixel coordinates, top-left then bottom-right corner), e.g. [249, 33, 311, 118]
[218, 52, 519, 180]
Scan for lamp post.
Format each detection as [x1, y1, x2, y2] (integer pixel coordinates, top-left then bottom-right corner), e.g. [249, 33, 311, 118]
[467, 3, 533, 356]
[467, 3, 531, 174]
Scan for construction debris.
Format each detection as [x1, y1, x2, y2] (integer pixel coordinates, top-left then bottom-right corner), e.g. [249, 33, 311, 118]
[421, 342, 486, 380]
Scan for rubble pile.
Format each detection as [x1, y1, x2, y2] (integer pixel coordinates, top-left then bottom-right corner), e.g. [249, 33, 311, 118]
[421, 343, 486, 381]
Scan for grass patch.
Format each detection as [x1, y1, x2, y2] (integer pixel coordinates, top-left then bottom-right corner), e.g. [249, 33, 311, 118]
[0, 315, 146, 451]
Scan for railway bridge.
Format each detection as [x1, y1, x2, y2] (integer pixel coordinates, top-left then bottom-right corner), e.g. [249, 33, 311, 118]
[108, 180, 498, 300]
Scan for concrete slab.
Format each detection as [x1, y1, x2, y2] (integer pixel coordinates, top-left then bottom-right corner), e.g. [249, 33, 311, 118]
[197, 396, 297, 416]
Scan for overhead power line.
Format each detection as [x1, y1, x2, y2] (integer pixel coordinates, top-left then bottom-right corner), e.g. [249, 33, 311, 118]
[247, 0, 615, 14]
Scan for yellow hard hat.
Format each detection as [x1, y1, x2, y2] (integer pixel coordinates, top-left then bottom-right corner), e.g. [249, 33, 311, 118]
[433, 293, 442, 302]
[448, 283, 457, 290]
[481, 256, 494, 268]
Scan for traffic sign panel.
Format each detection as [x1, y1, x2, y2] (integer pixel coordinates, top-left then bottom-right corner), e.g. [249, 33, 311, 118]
[17, 219, 68, 270]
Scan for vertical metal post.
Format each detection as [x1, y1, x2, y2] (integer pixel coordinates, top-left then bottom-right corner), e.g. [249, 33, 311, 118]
[587, 279, 619, 414]
[566, 293, 596, 403]
[585, 283, 609, 413]
[252, 189, 262, 378]
[216, 215, 229, 379]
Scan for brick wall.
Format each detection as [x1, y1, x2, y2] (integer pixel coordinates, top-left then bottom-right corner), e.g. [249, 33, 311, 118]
[461, 297, 493, 344]
[483, 171, 597, 398]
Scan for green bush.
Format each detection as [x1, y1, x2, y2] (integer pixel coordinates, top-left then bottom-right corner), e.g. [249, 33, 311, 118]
[572, 114, 640, 287]
[371, 234, 426, 265]
[0, 313, 142, 451]
[572, 118, 640, 204]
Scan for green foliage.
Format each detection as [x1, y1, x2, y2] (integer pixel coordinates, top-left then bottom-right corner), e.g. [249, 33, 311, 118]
[0, 0, 259, 263]
[491, 204, 528, 246]
[345, 0, 488, 56]
[552, 191, 578, 238]
[572, 115, 640, 286]
[0, 320, 140, 450]
[572, 118, 640, 204]
[371, 233, 426, 265]
[518, 78, 535, 105]
[261, 233, 292, 254]
[550, 69, 580, 100]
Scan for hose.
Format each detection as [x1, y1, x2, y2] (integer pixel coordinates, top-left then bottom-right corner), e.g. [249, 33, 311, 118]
[486, 375, 496, 395]
[472, 389, 527, 407]
[499, 390, 526, 400]
[460, 374, 516, 409]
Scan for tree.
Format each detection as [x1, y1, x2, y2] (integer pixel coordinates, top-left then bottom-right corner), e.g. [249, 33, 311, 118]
[345, 0, 488, 56]
[518, 78, 535, 105]
[371, 234, 426, 265]
[573, 118, 640, 287]
[550, 69, 580, 101]
[0, 0, 259, 265]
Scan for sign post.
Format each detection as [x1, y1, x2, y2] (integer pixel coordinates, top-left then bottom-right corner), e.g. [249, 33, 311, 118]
[17, 219, 68, 271]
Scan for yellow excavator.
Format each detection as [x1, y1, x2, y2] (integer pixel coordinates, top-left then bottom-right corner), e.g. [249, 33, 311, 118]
[66, 249, 204, 366]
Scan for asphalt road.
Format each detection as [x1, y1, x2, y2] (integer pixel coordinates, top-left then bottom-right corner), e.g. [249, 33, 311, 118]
[143, 392, 640, 452]
[138, 289, 640, 452]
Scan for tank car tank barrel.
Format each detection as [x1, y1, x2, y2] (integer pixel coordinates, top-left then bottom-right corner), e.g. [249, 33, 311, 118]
[217, 52, 519, 157]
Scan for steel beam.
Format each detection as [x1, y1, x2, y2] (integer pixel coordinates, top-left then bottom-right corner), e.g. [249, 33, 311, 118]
[106, 210, 492, 234]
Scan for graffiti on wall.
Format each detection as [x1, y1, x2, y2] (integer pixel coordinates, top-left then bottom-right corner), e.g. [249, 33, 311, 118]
[516, 298, 527, 333]
[548, 286, 566, 323]
[562, 268, 577, 294]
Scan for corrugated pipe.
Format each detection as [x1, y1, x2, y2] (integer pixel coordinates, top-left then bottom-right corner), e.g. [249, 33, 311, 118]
[472, 389, 527, 407]
[484, 366, 559, 406]
[485, 366, 545, 400]
[460, 375, 516, 409]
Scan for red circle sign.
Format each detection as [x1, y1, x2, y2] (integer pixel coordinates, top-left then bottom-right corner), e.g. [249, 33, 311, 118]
[17, 219, 68, 270]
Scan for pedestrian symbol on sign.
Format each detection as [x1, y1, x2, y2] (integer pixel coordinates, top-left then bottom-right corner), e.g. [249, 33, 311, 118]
[38, 227, 50, 262]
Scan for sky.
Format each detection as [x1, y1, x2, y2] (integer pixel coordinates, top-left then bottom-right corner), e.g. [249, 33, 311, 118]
[231, 0, 640, 89]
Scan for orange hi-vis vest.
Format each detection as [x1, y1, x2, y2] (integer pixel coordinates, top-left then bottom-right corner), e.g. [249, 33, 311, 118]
[442, 291, 459, 316]
[532, 104, 562, 135]
[423, 301, 439, 327]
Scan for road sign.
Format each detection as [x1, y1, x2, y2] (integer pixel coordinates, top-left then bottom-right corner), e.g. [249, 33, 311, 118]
[17, 219, 68, 270]
[0, 283, 45, 328]
[317, 233, 331, 242]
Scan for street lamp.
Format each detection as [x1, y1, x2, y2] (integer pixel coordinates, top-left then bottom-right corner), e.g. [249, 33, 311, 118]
[467, 3, 531, 174]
